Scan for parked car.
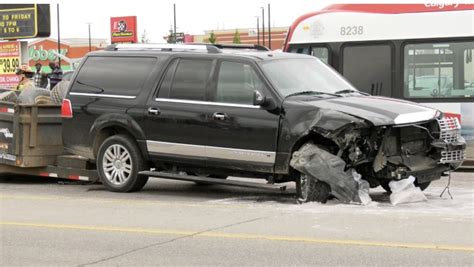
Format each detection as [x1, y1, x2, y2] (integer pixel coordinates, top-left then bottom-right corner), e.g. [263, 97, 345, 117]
[61, 44, 465, 203]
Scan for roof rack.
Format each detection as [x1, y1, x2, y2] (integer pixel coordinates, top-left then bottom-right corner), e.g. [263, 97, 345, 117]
[212, 44, 270, 51]
[105, 43, 271, 53]
[105, 43, 221, 53]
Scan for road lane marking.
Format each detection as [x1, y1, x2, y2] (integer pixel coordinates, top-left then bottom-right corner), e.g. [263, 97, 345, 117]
[0, 194, 250, 209]
[1, 221, 473, 253]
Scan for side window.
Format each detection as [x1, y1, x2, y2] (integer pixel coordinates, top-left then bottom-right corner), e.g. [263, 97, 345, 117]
[71, 56, 156, 96]
[403, 41, 474, 99]
[169, 59, 213, 101]
[215, 61, 264, 105]
[311, 47, 329, 64]
[289, 47, 309, 54]
[157, 59, 178, 98]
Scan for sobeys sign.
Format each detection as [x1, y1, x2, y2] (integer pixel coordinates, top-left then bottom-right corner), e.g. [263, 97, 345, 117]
[29, 45, 67, 61]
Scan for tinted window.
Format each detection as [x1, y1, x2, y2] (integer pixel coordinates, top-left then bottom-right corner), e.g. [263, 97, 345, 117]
[169, 59, 213, 101]
[342, 45, 392, 96]
[215, 61, 263, 105]
[311, 47, 329, 64]
[71, 57, 156, 96]
[157, 59, 178, 98]
[404, 41, 474, 99]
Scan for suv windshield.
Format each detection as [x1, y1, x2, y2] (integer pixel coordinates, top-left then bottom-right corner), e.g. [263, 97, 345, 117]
[260, 57, 357, 97]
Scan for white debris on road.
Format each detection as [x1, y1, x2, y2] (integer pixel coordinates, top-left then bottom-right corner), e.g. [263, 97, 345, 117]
[388, 176, 428, 205]
[351, 169, 372, 205]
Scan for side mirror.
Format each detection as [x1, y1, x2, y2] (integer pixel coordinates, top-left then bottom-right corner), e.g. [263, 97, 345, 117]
[253, 90, 266, 106]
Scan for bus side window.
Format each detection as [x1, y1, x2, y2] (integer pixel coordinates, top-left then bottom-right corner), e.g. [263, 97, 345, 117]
[311, 47, 329, 64]
[403, 41, 474, 99]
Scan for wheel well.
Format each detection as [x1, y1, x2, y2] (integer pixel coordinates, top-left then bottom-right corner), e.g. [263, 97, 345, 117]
[92, 126, 137, 158]
[291, 132, 338, 155]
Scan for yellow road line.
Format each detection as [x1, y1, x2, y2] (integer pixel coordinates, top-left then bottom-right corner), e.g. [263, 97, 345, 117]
[0, 194, 246, 209]
[1, 221, 473, 253]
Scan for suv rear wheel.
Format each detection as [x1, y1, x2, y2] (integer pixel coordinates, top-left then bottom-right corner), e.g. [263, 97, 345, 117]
[97, 135, 148, 192]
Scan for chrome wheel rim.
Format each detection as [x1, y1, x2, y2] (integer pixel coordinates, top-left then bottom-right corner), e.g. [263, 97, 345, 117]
[102, 144, 132, 185]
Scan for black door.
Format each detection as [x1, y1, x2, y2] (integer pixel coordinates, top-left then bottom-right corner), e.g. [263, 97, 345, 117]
[205, 60, 280, 172]
[342, 44, 393, 97]
[143, 58, 215, 164]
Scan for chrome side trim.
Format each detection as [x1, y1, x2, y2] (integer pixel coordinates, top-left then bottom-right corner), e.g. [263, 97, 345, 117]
[154, 98, 260, 109]
[70, 92, 137, 99]
[146, 140, 275, 164]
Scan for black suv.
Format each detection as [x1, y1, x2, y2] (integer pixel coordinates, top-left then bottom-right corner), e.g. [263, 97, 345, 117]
[62, 44, 465, 203]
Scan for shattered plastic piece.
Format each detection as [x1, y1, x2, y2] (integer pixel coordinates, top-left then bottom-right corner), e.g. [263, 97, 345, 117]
[290, 143, 368, 204]
[389, 176, 428, 205]
[351, 169, 372, 205]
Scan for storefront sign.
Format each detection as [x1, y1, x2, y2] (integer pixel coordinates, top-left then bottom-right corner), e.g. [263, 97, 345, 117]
[0, 4, 50, 39]
[110, 16, 137, 44]
[28, 45, 68, 61]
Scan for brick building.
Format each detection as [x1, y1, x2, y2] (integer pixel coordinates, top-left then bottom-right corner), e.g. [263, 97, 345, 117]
[191, 27, 288, 50]
[28, 38, 107, 71]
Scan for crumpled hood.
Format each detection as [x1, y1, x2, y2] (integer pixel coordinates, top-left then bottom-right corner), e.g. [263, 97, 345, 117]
[299, 95, 439, 126]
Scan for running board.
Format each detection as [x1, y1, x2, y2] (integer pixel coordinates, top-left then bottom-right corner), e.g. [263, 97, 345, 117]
[139, 171, 287, 192]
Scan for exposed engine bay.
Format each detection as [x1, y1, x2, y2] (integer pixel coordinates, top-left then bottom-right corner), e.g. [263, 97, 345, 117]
[290, 110, 466, 204]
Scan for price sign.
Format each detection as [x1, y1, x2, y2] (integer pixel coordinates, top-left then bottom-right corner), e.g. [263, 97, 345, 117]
[0, 41, 22, 88]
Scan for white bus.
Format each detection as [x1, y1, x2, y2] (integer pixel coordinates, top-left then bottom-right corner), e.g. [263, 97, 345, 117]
[284, 4, 474, 165]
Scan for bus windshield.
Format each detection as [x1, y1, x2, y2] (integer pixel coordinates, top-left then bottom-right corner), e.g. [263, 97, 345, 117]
[260, 58, 357, 97]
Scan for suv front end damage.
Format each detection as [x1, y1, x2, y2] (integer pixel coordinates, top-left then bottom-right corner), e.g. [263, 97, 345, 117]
[289, 105, 466, 204]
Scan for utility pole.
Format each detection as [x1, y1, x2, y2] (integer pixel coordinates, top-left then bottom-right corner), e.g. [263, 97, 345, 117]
[255, 16, 260, 46]
[173, 3, 177, 44]
[57, 4, 61, 68]
[86, 23, 92, 52]
[268, 3, 271, 50]
[261, 7, 265, 46]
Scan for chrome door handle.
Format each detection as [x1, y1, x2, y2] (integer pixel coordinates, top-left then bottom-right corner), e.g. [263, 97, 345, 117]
[212, 112, 227, 121]
[148, 107, 160, 115]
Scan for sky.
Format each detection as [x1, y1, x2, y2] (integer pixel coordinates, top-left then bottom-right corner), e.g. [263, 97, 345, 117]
[6, 0, 469, 43]
[9, 0, 331, 42]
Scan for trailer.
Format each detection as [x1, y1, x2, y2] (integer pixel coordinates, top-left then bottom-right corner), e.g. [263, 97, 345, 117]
[0, 100, 100, 182]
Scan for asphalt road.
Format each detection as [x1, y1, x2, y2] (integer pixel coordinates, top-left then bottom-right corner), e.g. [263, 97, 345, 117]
[1, 172, 473, 266]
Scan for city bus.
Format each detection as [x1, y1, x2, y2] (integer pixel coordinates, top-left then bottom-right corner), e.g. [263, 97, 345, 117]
[284, 4, 474, 165]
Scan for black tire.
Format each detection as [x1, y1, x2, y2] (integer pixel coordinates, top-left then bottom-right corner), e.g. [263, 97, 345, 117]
[381, 180, 431, 193]
[17, 87, 50, 104]
[295, 174, 331, 204]
[97, 135, 148, 192]
[50, 81, 69, 104]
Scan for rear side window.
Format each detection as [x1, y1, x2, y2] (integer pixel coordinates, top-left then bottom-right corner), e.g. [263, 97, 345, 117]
[168, 59, 213, 101]
[71, 56, 156, 96]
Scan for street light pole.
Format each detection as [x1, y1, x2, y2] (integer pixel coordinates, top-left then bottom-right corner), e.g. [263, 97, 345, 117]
[255, 16, 260, 46]
[173, 3, 177, 44]
[268, 3, 271, 50]
[57, 4, 61, 68]
[86, 23, 92, 52]
[261, 7, 265, 46]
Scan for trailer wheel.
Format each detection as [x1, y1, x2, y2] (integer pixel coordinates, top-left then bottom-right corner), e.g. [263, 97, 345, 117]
[295, 174, 331, 204]
[97, 135, 148, 192]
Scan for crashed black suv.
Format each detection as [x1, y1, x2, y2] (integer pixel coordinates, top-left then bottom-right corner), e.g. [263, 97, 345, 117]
[62, 44, 466, 203]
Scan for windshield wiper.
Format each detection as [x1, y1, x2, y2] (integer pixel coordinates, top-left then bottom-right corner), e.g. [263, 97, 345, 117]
[285, 90, 340, 98]
[334, 89, 370, 96]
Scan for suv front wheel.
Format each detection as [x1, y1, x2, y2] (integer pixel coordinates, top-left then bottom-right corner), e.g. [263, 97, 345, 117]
[97, 135, 149, 192]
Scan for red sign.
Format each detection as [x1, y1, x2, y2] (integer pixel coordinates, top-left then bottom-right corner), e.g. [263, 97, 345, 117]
[0, 41, 21, 88]
[110, 16, 137, 44]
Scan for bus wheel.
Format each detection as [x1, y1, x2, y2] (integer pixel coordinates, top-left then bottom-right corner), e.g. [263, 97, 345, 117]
[97, 135, 149, 192]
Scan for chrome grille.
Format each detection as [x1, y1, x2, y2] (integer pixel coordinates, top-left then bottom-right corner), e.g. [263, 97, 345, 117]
[440, 150, 465, 163]
[437, 117, 461, 143]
